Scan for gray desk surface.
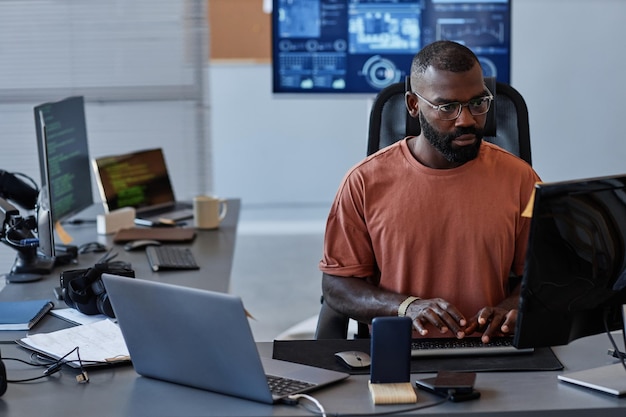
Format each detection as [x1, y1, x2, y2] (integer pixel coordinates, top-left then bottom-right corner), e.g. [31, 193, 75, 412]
[0, 199, 240, 341]
[1, 334, 626, 416]
[2, 200, 626, 416]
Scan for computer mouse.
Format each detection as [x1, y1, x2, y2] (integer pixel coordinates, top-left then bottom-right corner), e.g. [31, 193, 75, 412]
[123, 239, 162, 251]
[334, 351, 371, 369]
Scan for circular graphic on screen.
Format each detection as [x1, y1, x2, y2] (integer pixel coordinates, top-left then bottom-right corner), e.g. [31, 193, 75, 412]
[334, 39, 347, 52]
[361, 55, 402, 89]
[478, 57, 498, 79]
[278, 40, 293, 52]
[305, 40, 318, 52]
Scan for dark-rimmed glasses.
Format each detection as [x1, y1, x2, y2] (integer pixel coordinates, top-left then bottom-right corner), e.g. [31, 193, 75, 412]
[412, 89, 493, 121]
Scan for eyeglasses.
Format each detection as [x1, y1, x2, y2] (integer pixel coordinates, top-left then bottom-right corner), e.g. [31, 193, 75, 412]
[412, 89, 493, 121]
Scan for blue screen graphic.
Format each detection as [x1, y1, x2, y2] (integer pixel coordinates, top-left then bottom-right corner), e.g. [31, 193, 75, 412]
[272, 0, 511, 93]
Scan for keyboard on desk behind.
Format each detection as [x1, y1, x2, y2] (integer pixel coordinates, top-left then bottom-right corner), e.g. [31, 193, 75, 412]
[145, 245, 199, 272]
[411, 337, 534, 358]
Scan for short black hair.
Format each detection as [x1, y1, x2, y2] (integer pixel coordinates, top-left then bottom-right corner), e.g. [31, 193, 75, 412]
[411, 40, 479, 79]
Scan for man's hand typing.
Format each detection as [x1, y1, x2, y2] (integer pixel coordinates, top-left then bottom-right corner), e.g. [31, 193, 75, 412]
[406, 298, 467, 339]
[465, 307, 518, 343]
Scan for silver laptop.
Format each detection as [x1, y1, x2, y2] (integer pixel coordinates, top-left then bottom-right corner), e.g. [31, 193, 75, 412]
[93, 148, 193, 223]
[101, 274, 349, 404]
[557, 306, 626, 396]
[558, 363, 626, 396]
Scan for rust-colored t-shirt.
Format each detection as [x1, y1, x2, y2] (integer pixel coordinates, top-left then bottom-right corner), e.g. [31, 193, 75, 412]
[320, 138, 540, 321]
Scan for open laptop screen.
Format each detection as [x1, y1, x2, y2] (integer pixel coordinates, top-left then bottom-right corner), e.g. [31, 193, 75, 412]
[93, 148, 177, 213]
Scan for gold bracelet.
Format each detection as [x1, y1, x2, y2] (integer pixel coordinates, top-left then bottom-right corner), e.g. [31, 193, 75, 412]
[397, 296, 420, 317]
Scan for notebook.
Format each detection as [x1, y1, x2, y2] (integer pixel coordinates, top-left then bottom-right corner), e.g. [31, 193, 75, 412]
[93, 148, 193, 223]
[0, 299, 54, 330]
[101, 274, 349, 404]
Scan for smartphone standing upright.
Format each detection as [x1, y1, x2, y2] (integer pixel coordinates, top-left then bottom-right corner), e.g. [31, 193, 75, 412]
[369, 316, 413, 383]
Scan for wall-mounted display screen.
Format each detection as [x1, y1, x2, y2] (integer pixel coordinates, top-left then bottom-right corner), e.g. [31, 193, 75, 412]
[272, 0, 511, 94]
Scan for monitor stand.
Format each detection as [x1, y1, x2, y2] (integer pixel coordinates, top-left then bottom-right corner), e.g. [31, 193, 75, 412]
[5, 245, 55, 283]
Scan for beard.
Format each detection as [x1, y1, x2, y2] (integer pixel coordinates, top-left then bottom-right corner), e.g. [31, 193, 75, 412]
[419, 112, 484, 163]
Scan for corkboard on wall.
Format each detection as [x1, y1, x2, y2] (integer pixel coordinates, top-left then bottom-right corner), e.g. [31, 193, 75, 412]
[208, 0, 271, 62]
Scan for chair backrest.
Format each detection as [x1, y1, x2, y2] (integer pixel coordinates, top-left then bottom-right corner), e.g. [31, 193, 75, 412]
[315, 77, 532, 340]
[366, 76, 532, 165]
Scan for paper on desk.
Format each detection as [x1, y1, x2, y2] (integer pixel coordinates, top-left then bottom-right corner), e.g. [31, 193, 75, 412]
[18, 319, 129, 367]
[50, 308, 111, 326]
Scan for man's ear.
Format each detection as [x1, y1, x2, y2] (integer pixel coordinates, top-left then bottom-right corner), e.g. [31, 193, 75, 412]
[405, 91, 419, 118]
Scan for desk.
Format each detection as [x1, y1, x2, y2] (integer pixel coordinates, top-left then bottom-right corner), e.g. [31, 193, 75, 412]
[2, 199, 626, 415]
[0, 199, 240, 341]
[1, 334, 626, 416]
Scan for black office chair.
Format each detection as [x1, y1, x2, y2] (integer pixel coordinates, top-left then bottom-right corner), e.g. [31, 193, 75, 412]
[367, 76, 531, 163]
[315, 77, 533, 339]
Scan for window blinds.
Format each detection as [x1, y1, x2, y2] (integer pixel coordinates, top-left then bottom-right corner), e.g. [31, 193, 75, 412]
[0, 0, 211, 203]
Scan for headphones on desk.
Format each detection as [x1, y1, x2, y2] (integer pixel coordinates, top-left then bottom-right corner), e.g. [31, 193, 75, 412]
[61, 262, 134, 317]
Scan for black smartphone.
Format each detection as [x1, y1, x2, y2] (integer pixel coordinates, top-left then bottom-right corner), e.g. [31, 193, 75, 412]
[415, 372, 481, 402]
[433, 371, 476, 393]
[370, 316, 412, 384]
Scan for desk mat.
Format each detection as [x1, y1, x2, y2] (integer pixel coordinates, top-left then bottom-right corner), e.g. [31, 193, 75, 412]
[272, 339, 564, 375]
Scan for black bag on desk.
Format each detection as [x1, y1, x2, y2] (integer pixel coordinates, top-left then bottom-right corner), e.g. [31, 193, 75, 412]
[61, 262, 134, 318]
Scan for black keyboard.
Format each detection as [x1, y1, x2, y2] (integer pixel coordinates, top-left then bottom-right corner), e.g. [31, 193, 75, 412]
[146, 245, 199, 271]
[411, 337, 534, 357]
[267, 375, 316, 397]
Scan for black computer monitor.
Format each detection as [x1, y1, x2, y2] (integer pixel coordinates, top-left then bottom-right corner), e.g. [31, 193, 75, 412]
[272, 0, 511, 94]
[514, 174, 626, 350]
[34, 96, 94, 258]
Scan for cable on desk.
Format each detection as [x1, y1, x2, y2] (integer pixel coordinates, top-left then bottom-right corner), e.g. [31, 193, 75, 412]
[287, 394, 327, 417]
[284, 391, 450, 417]
[5, 346, 90, 384]
[603, 308, 626, 372]
[78, 242, 108, 254]
[63, 219, 97, 225]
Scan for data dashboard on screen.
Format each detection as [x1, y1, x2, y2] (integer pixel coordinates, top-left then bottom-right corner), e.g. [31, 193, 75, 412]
[272, 0, 511, 94]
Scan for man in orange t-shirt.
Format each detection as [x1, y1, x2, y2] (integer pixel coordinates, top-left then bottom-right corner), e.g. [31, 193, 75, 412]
[319, 40, 540, 342]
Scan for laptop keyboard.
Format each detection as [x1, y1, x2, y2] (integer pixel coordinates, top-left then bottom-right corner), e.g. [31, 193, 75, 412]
[140, 206, 193, 222]
[267, 375, 316, 397]
[411, 337, 534, 357]
[146, 246, 200, 271]
[155, 207, 193, 222]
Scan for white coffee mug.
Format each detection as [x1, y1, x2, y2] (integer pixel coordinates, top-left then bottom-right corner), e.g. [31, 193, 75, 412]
[193, 196, 227, 229]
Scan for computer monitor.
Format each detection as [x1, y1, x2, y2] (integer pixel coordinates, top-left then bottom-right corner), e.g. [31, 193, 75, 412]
[34, 96, 94, 258]
[272, 0, 511, 94]
[514, 174, 626, 350]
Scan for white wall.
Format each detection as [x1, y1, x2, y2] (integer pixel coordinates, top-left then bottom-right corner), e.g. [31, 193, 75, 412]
[209, 64, 367, 208]
[512, 0, 626, 183]
[211, 0, 626, 208]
